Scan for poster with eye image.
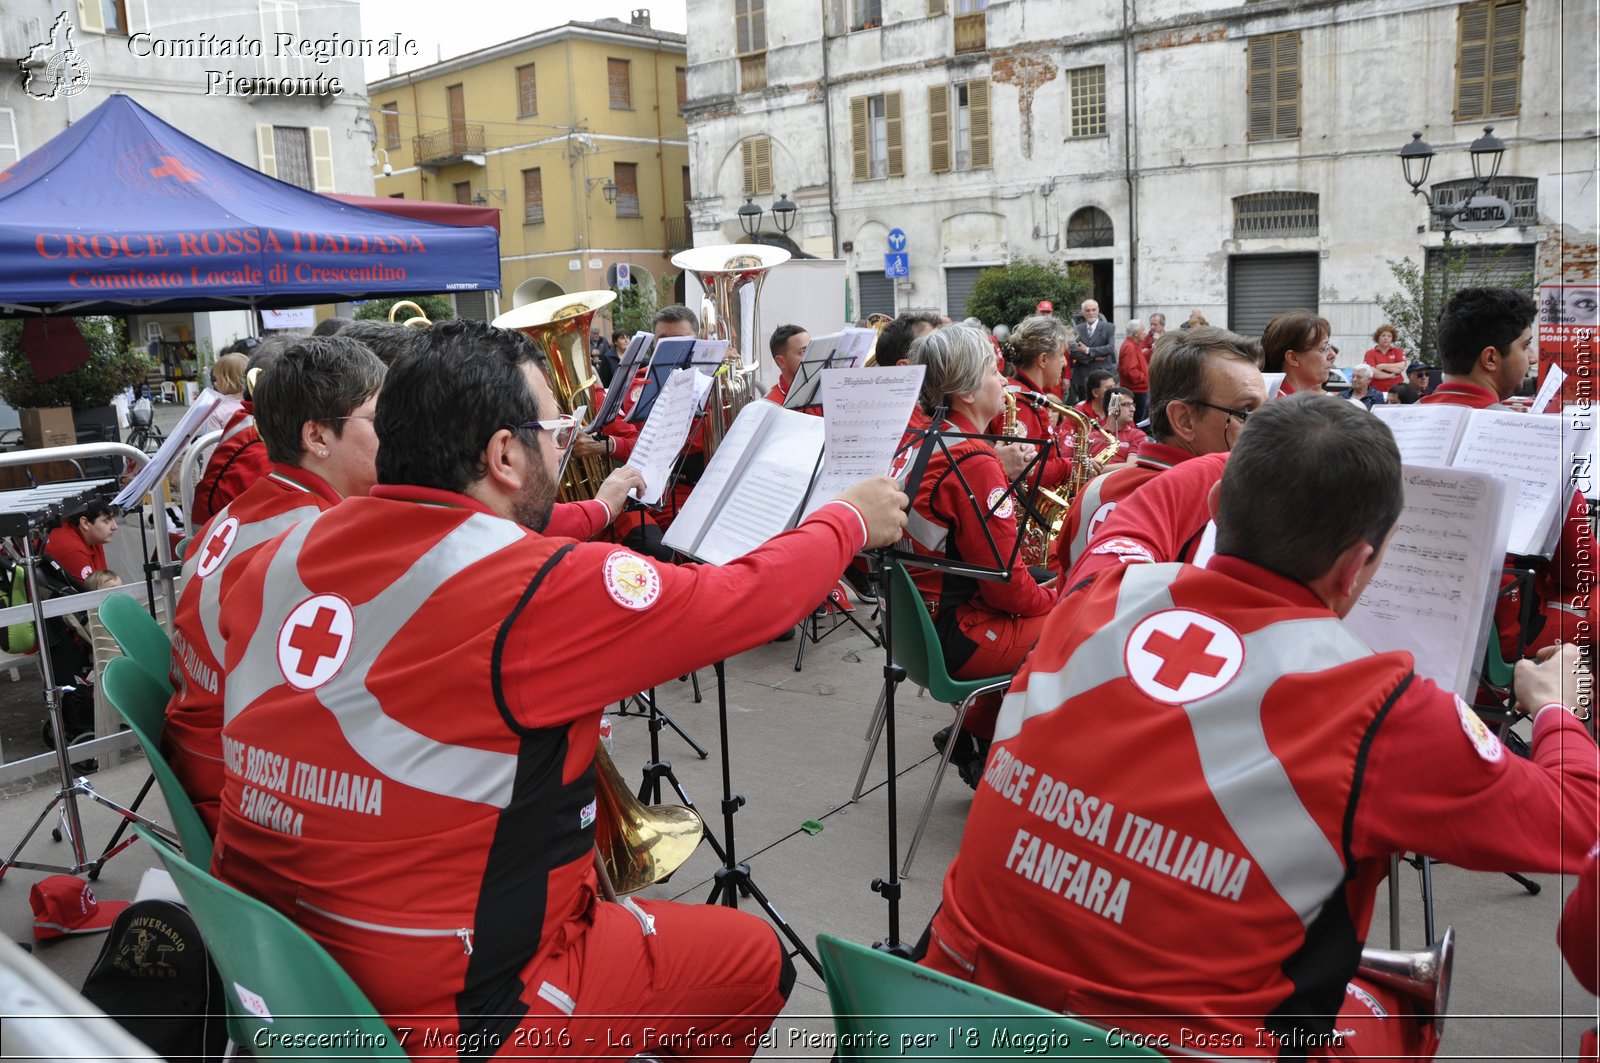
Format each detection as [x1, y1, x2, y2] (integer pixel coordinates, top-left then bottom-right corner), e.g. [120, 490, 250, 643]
[1536, 284, 1597, 409]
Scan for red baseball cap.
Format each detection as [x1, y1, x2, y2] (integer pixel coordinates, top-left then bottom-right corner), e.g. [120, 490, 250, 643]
[1036, 301, 1054, 314]
[30, 875, 129, 940]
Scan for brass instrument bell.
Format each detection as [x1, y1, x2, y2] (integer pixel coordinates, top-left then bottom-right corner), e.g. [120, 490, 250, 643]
[591, 745, 704, 894]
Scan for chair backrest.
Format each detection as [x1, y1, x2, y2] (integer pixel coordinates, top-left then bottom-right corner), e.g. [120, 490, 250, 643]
[173, 536, 191, 562]
[135, 825, 406, 1059]
[885, 562, 959, 699]
[102, 658, 213, 867]
[816, 934, 1160, 1059]
[97, 593, 174, 695]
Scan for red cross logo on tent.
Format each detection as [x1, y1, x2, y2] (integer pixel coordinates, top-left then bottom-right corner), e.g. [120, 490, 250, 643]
[195, 517, 240, 578]
[148, 155, 202, 184]
[1124, 608, 1244, 704]
[275, 594, 355, 691]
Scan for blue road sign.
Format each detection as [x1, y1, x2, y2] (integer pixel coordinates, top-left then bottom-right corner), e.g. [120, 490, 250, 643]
[885, 252, 909, 278]
[887, 228, 908, 252]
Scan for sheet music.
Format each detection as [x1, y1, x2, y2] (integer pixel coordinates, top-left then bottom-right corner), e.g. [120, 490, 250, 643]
[1372, 404, 1471, 467]
[1531, 362, 1567, 415]
[802, 366, 925, 518]
[1451, 410, 1570, 557]
[664, 402, 775, 553]
[587, 332, 652, 431]
[626, 370, 706, 505]
[694, 414, 825, 565]
[1345, 466, 1510, 697]
[113, 394, 222, 509]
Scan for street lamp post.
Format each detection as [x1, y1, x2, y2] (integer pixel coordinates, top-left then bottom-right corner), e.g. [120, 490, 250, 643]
[1398, 126, 1507, 242]
[736, 194, 799, 239]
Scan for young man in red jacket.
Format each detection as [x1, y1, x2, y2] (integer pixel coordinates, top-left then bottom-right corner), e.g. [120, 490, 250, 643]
[928, 396, 1596, 1059]
[212, 318, 908, 1059]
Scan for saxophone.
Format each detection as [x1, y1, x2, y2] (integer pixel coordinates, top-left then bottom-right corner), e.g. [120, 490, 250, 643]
[1005, 389, 1121, 566]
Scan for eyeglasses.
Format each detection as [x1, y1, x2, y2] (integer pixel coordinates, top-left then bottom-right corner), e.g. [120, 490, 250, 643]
[506, 415, 579, 451]
[1192, 401, 1252, 425]
[333, 413, 376, 424]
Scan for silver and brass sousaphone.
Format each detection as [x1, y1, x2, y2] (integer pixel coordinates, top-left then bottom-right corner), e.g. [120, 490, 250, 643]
[492, 290, 617, 503]
[670, 244, 790, 459]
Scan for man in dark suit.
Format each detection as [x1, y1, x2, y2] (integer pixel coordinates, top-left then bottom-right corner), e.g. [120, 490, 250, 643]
[1071, 299, 1115, 400]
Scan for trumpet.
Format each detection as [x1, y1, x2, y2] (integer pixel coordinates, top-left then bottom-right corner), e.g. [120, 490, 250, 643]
[1357, 926, 1454, 1034]
[671, 244, 790, 459]
[492, 291, 617, 503]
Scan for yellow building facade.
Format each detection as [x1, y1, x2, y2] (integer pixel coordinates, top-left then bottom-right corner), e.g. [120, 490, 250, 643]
[369, 14, 690, 314]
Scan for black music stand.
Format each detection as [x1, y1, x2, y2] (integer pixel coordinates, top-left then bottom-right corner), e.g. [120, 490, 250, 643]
[856, 411, 1050, 954]
[0, 481, 179, 881]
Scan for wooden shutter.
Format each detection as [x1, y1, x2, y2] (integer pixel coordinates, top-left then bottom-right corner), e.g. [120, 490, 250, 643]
[676, 67, 687, 112]
[1455, 3, 1490, 118]
[851, 96, 869, 181]
[310, 127, 335, 192]
[127, 0, 150, 33]
[524, 169, 544, 224]
[608, 58, 631, 108]
[1489, 1, 1522, 116]
[517, 64, 537, 116]
[255, 124, 277, 178]
[927, 0, 947, 14]
[885, 91, 904, 177]
[741, 137, 772, 195]
[968, 78, 991, 169]
[1247, 37, 1273, 141]
[0, 109, 17, 168]
[614, 162, 640, 216]
[1273, 33, 1299, 139]
[76, 0, 105, 34]
[928, 85, 951, 173]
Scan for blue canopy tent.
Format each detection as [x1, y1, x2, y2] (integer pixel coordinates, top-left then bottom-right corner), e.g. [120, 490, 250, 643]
[0, 94, 500, 317]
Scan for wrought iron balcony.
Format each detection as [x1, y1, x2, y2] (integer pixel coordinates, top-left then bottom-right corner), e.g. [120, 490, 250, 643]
[413, 125, 486, 168]
[665, 216, 691, 253]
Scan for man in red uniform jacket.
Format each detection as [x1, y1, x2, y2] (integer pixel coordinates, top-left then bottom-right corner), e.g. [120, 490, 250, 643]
[1055, 327, 1263, 575]
[1423, 287, 1595, 655]
[927, 396, 1596, 1059]
[763, 323, 812, 408]
[44, 500, 118, 585]
[212, 319, 907, 1059]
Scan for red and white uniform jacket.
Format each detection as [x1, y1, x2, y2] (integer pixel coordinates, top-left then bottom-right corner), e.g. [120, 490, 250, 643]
[1423, 379, 1596, 653]
[164, 465, 339, 831]
[987, 376, 1073, 490]
[1053, 440, 1196, 576]
[192, 403, 270, 526]
[212, 487, 867, 1048]
[1065, 450, 1228, 594]
[589, 376, 641, 464]
[43, 523, 105, 585]
[763, 377, 824, 416]
[927, 557, 1598, 1055]
[901, 413, 1052, 674]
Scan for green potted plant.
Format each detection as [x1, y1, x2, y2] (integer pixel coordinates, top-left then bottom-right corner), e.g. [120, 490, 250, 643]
[0, 317, 154, 447]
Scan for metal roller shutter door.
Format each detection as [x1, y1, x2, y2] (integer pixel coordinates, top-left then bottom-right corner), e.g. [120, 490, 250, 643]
[454, 290, 492, 321]
[945, 266, 987, 320]
[1228, 253, 1319, 340]
[857, 271, 896, 317]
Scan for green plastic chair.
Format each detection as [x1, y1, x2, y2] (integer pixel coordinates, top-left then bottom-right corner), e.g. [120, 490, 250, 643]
[136, 824, 407, 1060]
[854, 562, 1012, 876]
[102, 657, 213, 867]
[97, 593, 175, 695]
[174, 535, 192, 562]
[816, 934, 1160, 1060]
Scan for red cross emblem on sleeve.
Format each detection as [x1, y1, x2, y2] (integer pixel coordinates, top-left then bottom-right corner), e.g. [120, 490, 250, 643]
[195, 517, 240, 578]
[1124, 609, 1244, 704]
[275, 594, 355, 691]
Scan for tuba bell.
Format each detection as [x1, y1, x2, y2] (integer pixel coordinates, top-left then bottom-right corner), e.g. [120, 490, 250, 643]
[1357, 926, 1454, 1034]
[591, 745, 704, 894]
[492, 290, 617, 504]
[670, 244, 790, 459]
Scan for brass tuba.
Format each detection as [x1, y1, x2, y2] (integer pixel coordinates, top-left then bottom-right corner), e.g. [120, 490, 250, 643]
[492, 290, 617, 503]
[670, 244, 791, 459]
[387, 300, 433, 329]
[1356, 926, 1454, 1035]
[591, 745, 704, 894]
[1006, 389, 1121, 566]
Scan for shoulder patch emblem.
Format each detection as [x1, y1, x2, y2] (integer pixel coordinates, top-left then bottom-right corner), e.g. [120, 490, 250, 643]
[986, 486, 1015, 520]
[1455, 694, 1503, 763]
[195, 516, 241, 578]
[603, 550, 661, 611]
[1086, 500, 1118, 542]
[1090, 536, 1153, 564]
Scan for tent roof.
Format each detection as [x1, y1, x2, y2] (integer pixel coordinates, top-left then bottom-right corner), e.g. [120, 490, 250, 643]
[0, 95, 500, 318]
[325, 193, 501, 233]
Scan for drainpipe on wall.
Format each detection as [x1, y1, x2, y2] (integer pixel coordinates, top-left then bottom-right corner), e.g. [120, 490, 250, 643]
[1122, 0, 1139, 313]
[820, 0, 841, 258]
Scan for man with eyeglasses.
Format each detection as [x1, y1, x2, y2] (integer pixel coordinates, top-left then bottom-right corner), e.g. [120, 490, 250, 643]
[211, 319, 909, 1059]
[1054, 327, 1264, 579]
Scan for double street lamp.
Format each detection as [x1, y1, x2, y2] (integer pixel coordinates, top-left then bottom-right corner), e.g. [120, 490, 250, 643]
[736, 193, 798, 238]
[1398, 125, 1507, 238]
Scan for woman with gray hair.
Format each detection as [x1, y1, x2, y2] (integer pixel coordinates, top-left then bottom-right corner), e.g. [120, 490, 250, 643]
[904, 325, 1055, 788]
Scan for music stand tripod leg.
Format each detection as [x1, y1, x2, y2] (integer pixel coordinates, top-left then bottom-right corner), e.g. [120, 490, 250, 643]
[701, 661, 822, 978]
[865, 552, 912, 958]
